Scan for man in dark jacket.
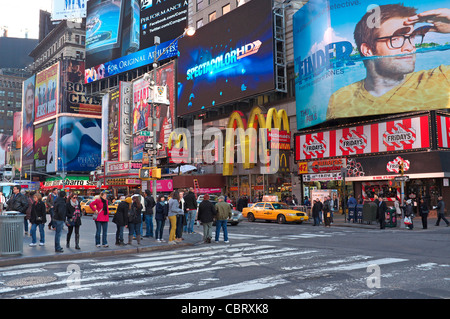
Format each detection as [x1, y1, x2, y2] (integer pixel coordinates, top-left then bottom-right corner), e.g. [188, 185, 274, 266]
[53, 191, 67, 253]
[377, 196, 388, 229]
[183, 188, 197, 234]
[312, 199, 322, 226]
[113, 197, 130, 246]
[144, 190, 156, 237]
[435, 196, 450, 227]
[6, 185, 29, 214]
[197, 194, 216, 243]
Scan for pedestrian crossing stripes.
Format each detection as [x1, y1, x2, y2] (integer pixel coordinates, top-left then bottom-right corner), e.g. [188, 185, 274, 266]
[0, 242, 413, 299]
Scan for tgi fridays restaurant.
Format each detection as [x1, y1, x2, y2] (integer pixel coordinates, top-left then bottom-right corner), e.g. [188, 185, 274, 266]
[295, 112, 450, 210]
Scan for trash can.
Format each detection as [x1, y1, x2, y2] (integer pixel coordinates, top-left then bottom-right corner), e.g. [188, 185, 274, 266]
[362, 202, 377, 223]
[0, 211, 24, 256]
[348, 206, 356, 222]
[385, 207, 397, 228]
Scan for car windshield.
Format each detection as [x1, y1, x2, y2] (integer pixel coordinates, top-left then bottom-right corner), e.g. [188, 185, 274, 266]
[272, 203, 290, 210]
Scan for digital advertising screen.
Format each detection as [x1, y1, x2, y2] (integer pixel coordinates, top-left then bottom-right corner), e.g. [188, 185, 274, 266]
[35, 62, 59, 122]
[22, 75, 36, 171]
[58, 116, 102, 172]
[85, 0, 188, 83]
[34, 120, 56, 173]
[293, 0, 450, 130]
[177, 0, 275, 116]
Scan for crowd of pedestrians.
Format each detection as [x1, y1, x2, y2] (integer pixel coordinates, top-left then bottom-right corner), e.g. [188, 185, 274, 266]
[1, 185, 237, 254]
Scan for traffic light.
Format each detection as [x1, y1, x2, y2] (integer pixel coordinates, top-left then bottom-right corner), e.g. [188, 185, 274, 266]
[139, 168, 151, 180]
[152, 168, 161, 179]
[398, 162, 404, 176]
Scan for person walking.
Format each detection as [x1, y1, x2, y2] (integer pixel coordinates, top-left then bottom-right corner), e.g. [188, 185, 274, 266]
[143, 190, 155, 238]
[419, 198, 429, 229]
[29, 193, 46, 247]
[312, 199, 322, 226]
[66, 194, 82, 249]
[128, 196, 142, 245]
[113, 196, 130, 246]
[53, 191, 67, 253]
[377, 196, 388, 230]
[434, 196, 450, 227]
[155, 195, 168, 242]
[197, 194, 216, 243]
[323, 196, 332, 227]
[404, 199, 414, 230]
[168, 191, 183, 245]
[89, 191, 110, 247]
[215, 196, 231, 243]
[184, 187, 197, 234]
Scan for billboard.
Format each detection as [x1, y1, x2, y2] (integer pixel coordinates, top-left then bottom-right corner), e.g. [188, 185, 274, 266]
[177, 0, 275, 116]
[85, 0, 187, 83]
[107, 88, 120, 161]
[132, 61, 175, 159]
[60, 59, 102, 116]
[58, 117, 102, 171]
[293, 0, 450, 129]
[22, 75, 35, 171]
[295, 115, 430, 161]
[34, 120, 56, 173]
[35, 62, 59, 122]
[52, 0, 87, 20]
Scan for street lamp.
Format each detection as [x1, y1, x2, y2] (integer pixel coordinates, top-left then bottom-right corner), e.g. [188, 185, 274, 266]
[143, 27, 196, 204]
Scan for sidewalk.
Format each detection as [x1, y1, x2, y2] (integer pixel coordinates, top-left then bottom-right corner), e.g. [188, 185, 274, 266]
[0, 216, 204, 267]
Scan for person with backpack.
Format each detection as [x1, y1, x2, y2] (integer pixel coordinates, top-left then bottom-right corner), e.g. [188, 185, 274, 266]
[128, 195, 143, 245]
[155, 195, 168, 242]
[66, 194, 82, 250]
[113, 196, 130, 246]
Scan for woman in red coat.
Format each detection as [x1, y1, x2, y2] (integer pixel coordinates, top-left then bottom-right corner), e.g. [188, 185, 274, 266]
[89, 191, 110, 247]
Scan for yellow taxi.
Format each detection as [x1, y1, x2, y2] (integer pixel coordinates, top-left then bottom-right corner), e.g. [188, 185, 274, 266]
[81, 199, 118, 216]
[242, 202, 309, 224]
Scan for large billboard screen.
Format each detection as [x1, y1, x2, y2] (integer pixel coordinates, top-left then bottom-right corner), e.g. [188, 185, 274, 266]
[293, 0, 450, 130]
[35, 62, 59, 122]
[58, 116, 102, 172]
[34, 120, 56, 173]
[85, 0, 187, 83]
[22, 75, 35, 171]
[177, 0, 275, 116]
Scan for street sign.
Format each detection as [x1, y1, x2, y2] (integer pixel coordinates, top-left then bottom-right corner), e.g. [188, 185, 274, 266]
[144, 142, 153, 150]
[394, 176, 409, 182]
[139, 131, 153, 137]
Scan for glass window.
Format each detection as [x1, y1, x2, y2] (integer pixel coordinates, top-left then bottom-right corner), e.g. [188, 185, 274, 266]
[209, 11, 217, 22]
[196, 19, 203, 29]
[254, 203, 265, 208]
[222, 4, 231, 15]
[196, 0, 203, 11]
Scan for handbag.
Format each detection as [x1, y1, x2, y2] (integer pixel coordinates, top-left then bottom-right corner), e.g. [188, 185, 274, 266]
[93, 208, 102, 220]
[404, 216, 412, 225]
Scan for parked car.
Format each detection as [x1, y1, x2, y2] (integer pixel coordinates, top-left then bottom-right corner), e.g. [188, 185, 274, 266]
[81, 199, 117, 216]
[242, 202, 309, 224]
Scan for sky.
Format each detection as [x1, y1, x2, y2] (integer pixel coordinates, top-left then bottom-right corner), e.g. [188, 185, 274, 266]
[0, 0, 53, 39]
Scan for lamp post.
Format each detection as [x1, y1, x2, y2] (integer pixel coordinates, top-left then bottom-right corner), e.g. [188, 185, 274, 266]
[144, 27, 196, 206]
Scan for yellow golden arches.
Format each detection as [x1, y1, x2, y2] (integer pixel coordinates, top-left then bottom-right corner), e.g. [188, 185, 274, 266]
[266, 108, 290, 133]
[223, 107, 290, 176]
[168, 132, 188, 149]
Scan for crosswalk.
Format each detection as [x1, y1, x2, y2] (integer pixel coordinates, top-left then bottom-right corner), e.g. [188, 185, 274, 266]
[0, 241, 423, 299]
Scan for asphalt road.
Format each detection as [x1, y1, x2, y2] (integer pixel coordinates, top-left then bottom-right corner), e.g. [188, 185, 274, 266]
[1, 219, 449, 303]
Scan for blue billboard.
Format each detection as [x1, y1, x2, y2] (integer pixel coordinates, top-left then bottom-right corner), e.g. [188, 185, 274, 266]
[294, 0, 450, 129]
[176, 0, 275, 116]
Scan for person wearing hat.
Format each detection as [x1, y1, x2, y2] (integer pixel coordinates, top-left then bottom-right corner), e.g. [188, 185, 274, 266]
[113, 196, 130, 246]
[215, 196, 232, 243]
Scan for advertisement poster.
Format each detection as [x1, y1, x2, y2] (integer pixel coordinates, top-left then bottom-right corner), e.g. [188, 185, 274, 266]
[108, 88, 120, 161]
[60, 60, 102, 116]
[22, 75, 35, 171]
[177, 0, 275, 116]
[294, 0, 450, 129]
[33, 120, 56, 173]
[0, 134, 13, 170]
[132, 61, 175, 159]
[35, 62, 59, 122]
[13, 112, 22, 149]
[119, 81, 132, 161]
[85, 0, 188, 83]
[52, 0, 87, 20]
[58, 117, 102, 171]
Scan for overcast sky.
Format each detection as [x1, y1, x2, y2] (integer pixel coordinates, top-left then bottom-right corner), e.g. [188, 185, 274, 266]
[0, 0, 53, 39]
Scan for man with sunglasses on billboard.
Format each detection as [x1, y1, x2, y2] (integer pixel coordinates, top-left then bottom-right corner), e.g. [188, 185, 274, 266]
[327, 5, 450, 119]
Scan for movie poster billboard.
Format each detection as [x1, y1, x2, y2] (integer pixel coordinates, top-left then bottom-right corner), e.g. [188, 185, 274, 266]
[85, 0, 187, 83]
[132, 61, 175, 159]
[35, 62, 59, 122]
[293, 0, 450, 130]
[13, 112, 22, 149]
[34, 120, 56, 173]
[60, 60, 102, 116]
[108, 88, 120, 161]
[177, 0, 275, 116]
[22, 75, 35, 171]
[58, 117, 102, 172]
[0, 134, 13, 170]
